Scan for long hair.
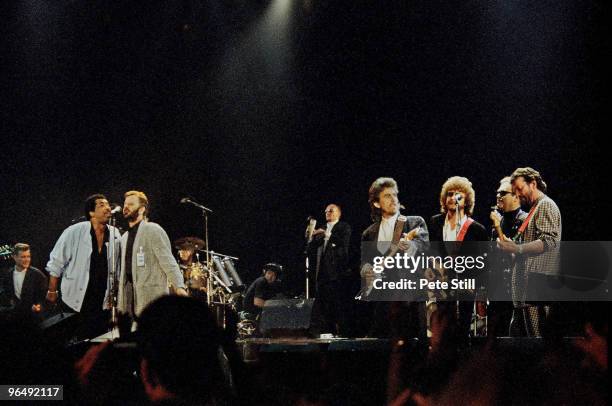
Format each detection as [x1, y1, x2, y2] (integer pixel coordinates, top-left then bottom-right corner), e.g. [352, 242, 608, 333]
[439, 176, 475, 216]
[368, 177, 398, 222]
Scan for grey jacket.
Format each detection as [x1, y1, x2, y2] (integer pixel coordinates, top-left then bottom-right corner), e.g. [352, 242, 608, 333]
[118, 221, 185, 316]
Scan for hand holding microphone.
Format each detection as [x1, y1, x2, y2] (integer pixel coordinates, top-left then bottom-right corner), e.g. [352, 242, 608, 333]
[305, 216, 317, 242]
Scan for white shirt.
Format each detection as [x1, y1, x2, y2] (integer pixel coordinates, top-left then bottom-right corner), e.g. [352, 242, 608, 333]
[377, 212, 399, 253]
[13, 268, 27, 300]
[324, 220, 338, 249]
[443, 213, 467, 242]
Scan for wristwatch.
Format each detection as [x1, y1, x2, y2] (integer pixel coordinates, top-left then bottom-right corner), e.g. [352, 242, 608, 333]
[517, 245, 523, 255]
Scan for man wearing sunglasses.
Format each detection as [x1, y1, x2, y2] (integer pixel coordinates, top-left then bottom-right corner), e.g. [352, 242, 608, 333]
[489, 177, 528, 336]
[490, 177, 527, 241]
[428, 176, 488, 342]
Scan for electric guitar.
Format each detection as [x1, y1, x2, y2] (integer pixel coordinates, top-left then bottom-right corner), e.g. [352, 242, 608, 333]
[0, 245, 13, 260]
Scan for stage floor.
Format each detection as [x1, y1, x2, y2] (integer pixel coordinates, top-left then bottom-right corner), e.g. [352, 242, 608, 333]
[236, 337, 393, 362]
[235, 336, 583, 362]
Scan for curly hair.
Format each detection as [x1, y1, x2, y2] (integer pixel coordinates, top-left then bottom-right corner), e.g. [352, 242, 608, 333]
[439, 176, 475, 216]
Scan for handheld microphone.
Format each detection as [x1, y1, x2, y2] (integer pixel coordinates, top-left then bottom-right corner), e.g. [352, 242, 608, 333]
[306, 216, 317, 243]
[110, 205, 122, 214]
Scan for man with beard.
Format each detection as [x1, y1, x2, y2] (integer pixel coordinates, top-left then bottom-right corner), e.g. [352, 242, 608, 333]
[497, 167, 561, 337]
[46, 194, 121, 339]
[118, 190, 187, 320]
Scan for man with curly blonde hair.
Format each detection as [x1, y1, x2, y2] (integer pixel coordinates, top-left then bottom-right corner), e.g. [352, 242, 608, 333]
[428, 176, 488, 341]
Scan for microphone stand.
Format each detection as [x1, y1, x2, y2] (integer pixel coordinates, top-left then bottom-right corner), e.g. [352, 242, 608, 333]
[455, 196, 462, 239]
[182, 198, 213, 305]
[304, 256, 310, 299]
[454, 196, 462, 338]
[108, 212, 119, 339]
[304, 218, 316, 300]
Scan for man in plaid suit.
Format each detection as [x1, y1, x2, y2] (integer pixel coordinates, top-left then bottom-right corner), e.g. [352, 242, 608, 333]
[497, 167, 561, 336]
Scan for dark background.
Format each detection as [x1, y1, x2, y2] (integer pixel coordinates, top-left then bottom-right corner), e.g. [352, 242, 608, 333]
[1, 1, 607, 290]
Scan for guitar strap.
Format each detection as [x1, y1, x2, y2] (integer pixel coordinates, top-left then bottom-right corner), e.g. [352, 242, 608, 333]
[357, 215, 410, 299]
[456, 217, 474, 242]
[518, 203, 538, 234]
[384, 215, 408, 256]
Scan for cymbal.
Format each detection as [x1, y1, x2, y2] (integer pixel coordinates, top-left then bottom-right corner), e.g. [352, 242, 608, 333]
[174, 236, 206, 250]
[196, 249, 239, 260]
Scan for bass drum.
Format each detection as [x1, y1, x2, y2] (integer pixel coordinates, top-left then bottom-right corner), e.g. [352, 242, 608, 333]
[183, 262, 208, 292]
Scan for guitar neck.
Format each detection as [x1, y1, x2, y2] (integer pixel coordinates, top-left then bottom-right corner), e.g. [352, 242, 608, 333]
[494, 224, 506, 241]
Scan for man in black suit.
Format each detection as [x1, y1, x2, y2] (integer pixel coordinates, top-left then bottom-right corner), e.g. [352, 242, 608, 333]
[490, 176, 528, 336]
[307, 203, 351, 335]
[0, 243, 47, 320]
[359, 177, 429, 337]
[428, 176, 488, 340]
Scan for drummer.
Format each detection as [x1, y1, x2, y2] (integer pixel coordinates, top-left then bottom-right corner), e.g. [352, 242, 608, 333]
[177, 245, 196, 270]
[174, 237, 207, 299]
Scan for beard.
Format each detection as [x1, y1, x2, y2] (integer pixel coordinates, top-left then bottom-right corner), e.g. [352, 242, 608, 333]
[123, 208, 140, 222]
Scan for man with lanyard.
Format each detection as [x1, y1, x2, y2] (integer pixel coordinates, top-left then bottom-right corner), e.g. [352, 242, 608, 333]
[428, 176, 488, 341]
[46, 194, 121, 340]
[498, 167, 561, 337]
[489, 176, 528, 335]
[118, 190, 187, 321]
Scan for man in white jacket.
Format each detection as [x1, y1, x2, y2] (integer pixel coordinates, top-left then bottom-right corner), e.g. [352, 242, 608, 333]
[46, 194, 121, 339]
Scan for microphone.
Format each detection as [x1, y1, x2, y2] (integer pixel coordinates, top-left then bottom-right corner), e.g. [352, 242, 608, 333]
[454, 193, 463, 203]
[306, 216, 317, 243]
[180, 197, 213, 213]
[110, 205, 122, 214]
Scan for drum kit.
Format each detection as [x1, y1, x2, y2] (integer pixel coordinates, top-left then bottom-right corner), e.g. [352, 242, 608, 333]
[174, 236, 245, 328]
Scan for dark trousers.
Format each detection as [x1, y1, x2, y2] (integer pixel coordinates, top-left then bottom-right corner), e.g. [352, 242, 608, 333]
[59, 300, 110, 341]
[316, 279, 350, 335]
